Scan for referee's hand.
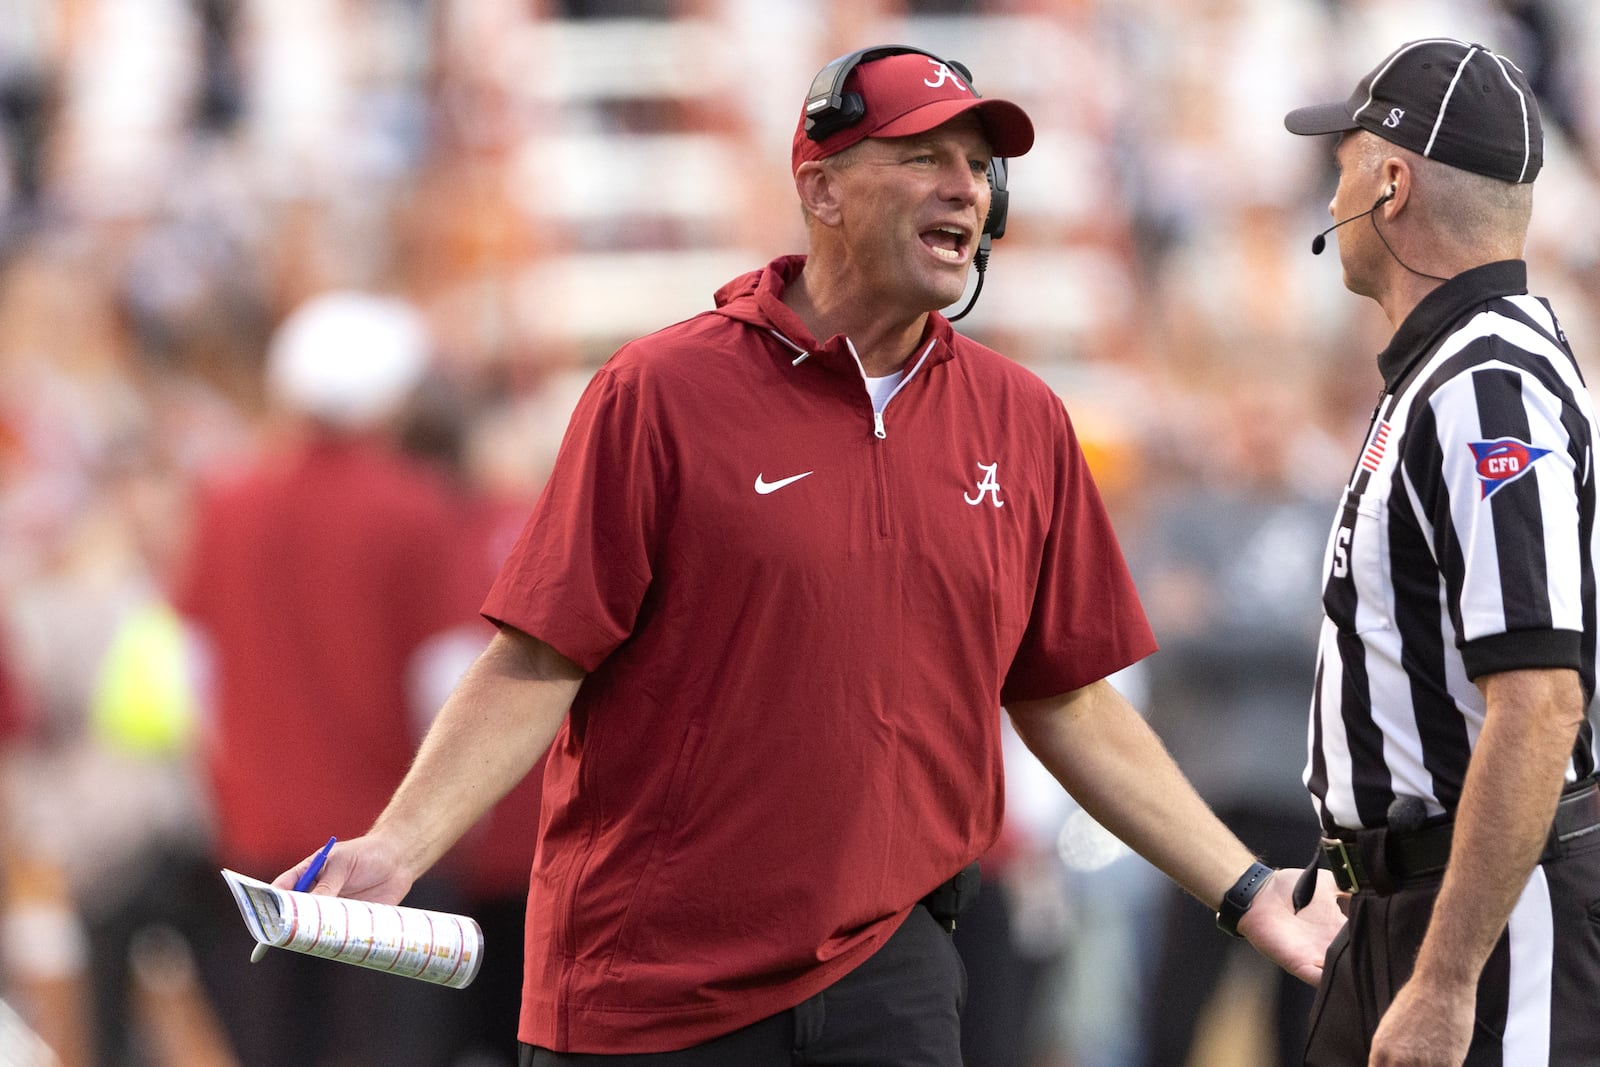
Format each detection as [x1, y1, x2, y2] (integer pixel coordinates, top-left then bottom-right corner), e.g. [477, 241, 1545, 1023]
[1236, 867, 1345, 985]
[1368, 976, 1472, 1067]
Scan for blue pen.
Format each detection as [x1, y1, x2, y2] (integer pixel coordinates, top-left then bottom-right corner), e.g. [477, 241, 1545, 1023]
[251, 836, 338, 963]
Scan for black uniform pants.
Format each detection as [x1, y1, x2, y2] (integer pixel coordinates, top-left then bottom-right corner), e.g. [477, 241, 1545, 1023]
[520, 904, 965, 1066]
[1304, 822, 1600, 1066]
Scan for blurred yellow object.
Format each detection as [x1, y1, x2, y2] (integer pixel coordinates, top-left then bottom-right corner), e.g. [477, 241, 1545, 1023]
[90, 601, 199, 757]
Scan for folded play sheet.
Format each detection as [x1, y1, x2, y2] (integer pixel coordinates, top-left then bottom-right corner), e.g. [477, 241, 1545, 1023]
[222, 869, 483, 988]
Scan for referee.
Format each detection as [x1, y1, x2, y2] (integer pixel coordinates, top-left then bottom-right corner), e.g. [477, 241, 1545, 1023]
[1285, 39, 1600, 1067]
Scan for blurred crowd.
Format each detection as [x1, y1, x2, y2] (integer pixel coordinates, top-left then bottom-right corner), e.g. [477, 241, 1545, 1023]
[1, 0, 1599, 1065]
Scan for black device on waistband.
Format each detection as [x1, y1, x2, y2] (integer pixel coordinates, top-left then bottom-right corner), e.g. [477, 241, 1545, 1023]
[919, 861, 981, 932]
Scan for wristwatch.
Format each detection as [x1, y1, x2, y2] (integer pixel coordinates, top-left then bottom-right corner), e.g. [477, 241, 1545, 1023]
[1215, 861, 1274, 938]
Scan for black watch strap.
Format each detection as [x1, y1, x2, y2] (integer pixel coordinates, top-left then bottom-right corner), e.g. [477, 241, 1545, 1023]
[1216, 861, 1274, 938]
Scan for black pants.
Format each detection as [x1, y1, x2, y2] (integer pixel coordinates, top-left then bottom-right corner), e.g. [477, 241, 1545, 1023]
[520, 905, 966, 1066]
[1304, 823, 1600, 1065]
[951, 875, 1051, 1067]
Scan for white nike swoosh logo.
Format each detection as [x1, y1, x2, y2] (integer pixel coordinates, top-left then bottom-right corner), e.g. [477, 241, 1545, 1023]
[754, 471, 814, 495]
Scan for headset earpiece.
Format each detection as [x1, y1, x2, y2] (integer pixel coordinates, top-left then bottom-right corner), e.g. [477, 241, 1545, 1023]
[804, 46, 919, 142]
[804, 46, 980, 142]
[984, 156, 1009, 239]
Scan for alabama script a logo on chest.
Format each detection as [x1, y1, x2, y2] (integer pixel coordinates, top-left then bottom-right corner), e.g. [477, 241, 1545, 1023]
[964, 461, 1005, 508]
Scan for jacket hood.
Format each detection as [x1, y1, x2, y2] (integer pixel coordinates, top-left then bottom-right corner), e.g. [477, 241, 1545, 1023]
[711, 254, 956, 371]
[711, 254, 812, 338]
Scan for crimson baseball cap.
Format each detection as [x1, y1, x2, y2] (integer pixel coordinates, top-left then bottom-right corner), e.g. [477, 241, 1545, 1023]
[1285, 38, 1542, 183]
[791, 49, 1034, 173]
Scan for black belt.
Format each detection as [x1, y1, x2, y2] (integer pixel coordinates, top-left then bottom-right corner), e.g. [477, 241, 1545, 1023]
[1319, 779, 1600, 895]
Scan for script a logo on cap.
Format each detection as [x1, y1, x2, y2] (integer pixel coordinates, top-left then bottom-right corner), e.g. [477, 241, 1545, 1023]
[1469, 437, 1552, 498]
[923, 59, 969, 92]
[1383, 108, 1405, 128]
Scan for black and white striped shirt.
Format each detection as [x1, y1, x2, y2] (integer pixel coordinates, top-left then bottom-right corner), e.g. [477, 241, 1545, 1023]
[1306, 260, 1600, 833]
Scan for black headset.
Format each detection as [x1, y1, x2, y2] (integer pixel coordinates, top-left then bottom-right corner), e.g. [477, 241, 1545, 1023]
[803, 45, 1010, 242]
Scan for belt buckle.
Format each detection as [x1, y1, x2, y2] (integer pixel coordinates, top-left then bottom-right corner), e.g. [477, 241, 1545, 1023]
[1327, 838, 1361, 893]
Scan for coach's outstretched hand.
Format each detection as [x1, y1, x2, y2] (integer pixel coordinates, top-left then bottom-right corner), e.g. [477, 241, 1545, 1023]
[1237, 867, 1345, 984]
[271, 833, 415, 907]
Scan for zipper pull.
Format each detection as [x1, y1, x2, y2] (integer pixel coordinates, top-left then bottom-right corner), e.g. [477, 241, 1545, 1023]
[873, 411, 886, 439]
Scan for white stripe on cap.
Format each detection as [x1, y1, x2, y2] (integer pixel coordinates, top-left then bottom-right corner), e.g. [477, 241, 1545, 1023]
[1352, 36, 1464, 124]
[1424, 46, 1479, 159]
[1484, 49, 1535, 182]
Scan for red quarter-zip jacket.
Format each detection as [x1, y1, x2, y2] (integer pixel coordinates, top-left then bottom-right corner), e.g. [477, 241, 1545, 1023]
[484, 254, 1156, 1052]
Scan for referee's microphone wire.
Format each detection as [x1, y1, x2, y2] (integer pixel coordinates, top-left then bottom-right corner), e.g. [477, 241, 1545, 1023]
[1310, 188, 1394, 255]
[1367, 216, 1452, 284]
[1310, 188, 1452, 283]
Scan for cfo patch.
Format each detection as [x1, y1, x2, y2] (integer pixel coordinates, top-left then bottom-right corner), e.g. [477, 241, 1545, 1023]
[1468, 437, 1553, 499]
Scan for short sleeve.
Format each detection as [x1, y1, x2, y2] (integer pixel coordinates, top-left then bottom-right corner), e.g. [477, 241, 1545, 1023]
[481, 363, 664, 671]
[1000, 401, 1157, 703]
[1413, 350, 1584, 677]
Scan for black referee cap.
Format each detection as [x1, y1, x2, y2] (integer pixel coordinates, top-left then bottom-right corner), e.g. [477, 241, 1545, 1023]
[1285, 38, 1542, 184]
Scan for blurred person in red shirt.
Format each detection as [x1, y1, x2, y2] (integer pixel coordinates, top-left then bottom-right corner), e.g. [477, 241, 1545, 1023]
[175, 290, 474, 1067]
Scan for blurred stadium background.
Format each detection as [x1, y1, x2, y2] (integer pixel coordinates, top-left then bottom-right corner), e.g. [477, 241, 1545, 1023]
[1, 1, 1597, 1065]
